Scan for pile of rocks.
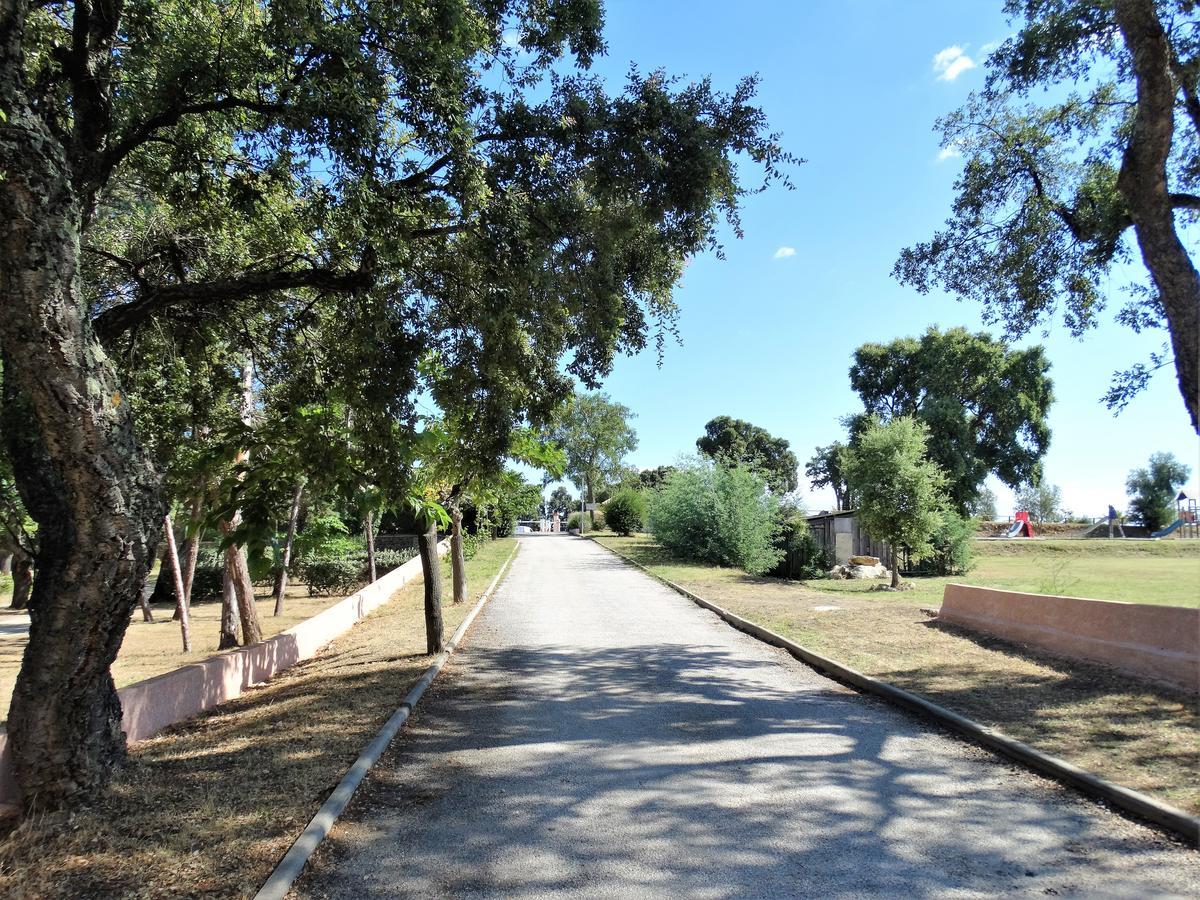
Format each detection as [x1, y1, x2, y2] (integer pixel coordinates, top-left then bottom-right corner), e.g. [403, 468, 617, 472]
[827, 555, 889, 580]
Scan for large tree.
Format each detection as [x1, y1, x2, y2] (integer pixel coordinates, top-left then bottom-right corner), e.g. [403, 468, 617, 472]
[696, 415, 798, 494]
[895, 0, 1200, 430]
[547, 391, 638, 521]
[804, 442, 852, 510]
[0, 0, 790, 810]
[842, 417, 949, 588]
[1126, 451, 1191, 530]
[848, 327, 1052, 513]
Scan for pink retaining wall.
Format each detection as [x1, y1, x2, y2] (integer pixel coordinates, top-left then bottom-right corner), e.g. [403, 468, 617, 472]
[939, 584, 1200, 692]
[0, 541, 447, 805]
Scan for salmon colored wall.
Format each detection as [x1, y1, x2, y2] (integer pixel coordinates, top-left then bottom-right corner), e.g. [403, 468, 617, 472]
[939, 584, 1199, 693]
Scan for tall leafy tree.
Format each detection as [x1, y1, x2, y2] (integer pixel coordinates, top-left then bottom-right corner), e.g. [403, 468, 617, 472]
[842, 417, 949, 588]
[848, 327, 1052, 514]
[1015, 482, 1064, 523]
[805, 442, 852, 510]
[696, 415, 798, 494]
[0, 0, 791, 809]
[547, 391, 638, 522]
[895, 0, 1200, 430]
[1126, 451, 1191, 530]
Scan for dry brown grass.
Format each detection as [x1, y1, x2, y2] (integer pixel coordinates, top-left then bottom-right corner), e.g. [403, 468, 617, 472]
[0, 586, 348, 725]
[0, 538, 516, 899]
[595, 535, 1200, 815]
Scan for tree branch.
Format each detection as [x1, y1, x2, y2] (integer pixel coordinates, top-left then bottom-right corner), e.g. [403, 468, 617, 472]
[92, 264, 374, 345]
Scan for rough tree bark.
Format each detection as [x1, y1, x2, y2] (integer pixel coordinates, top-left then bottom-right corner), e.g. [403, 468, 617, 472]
[364, 508, 377, 584]
[218, 569, 240, 650]
[418, 521, 444, 653]
[9, 553, 32, 610]
[220, 522, 262, 646]
[272, 481, 303, 616]
[1114, 0, 1200, 431]
[449, 505, 467, 604]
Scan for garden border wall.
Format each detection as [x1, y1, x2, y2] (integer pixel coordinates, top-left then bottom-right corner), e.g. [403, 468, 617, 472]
[939, 584, 1199, 692]
[0, 541, 448, 805]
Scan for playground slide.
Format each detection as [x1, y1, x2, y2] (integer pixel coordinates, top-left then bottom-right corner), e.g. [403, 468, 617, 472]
[1004, 521, 1025, 537]
[1152, 519, 1185, 538]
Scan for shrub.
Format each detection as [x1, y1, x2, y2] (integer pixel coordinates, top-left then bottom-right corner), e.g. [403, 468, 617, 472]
[365, 548, 417, 578]
[604, 490, 645, 536]
[462, 531, 492, 560]
[771, 506, 831, 579]
[566, 511, 583, 531]
[300, 558, 364, 596]
[909, 510, 975, 576]
[647, 459, 783, 575]
[565, 510, 605, 532]
[294, 509, 360, 560]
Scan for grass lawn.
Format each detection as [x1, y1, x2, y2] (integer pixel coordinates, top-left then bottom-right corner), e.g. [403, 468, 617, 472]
[593, 534, 1200, 815]
[0, 585, 351, 725]
[0, 538, 516, 899]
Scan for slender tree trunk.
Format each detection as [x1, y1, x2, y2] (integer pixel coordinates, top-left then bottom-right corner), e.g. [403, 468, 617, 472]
[0, 553, 11, 574]
[9, 554, 32, 610]
[419, 521, 444, 653]
[218, 569, 240, 650]
[175, 493, 204, 621]
[272, 481, 303, 615]
[450, 506, 466, 604]
[364, 508, 377, 584]
[1115, 0, 1200, 431]
[138, 587, 154, 623]
[220, 526, 262, 646]
[163, 515, 191, 651]
[0, 156, 163, 809]
[586, 480, 595, 528]
[890, 540, 900, 588]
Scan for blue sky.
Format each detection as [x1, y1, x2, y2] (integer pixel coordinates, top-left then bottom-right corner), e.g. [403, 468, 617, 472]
[547, 0, 1199, 516]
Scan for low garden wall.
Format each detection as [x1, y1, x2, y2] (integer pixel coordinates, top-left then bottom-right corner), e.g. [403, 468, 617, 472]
[0, 541, 447, 805]
[939, 584, 1199, 692]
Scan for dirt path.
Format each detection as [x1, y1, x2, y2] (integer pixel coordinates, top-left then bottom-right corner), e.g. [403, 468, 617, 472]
[295, 534, 1197, 898]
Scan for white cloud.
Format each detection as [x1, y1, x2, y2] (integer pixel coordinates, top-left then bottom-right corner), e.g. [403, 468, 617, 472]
[937, 145, 963, 162]
[932, 45, 976, 82]
[773, 246, 796, 260]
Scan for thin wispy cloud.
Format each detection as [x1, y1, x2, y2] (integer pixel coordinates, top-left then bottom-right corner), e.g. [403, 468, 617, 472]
[937, 145, 963, 162]
[773, 246, 796, 260]
[932, 45, 976, 82]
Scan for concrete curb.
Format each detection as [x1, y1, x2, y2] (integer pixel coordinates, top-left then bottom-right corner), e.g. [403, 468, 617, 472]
[591, 538, 1200, 845]
[254, 542, 521, 900]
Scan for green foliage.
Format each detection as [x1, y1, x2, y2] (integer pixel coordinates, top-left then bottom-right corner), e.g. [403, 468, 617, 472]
[842, 417, 949, 579]
[462, 530, 492, 561]
[1015, 482, 1063, 524]
[647, 459, 782, 575]
[368, 549, 416, 578]
[893, 1, 1198, 419]
[966, 486, 999, 521]
[546, 391, 638, 508]
[604, 490, 645, 536]
[566, 512, 584, 531]
[299, 558, 364, 597]
[294, 510, 359, 561]
[804, 443, 852, 510]
[1126, 452, 1191, 531]
[547, 486, 575, 517]
[637, 466, 676, 490]
[771, 503, 831, 580]
[848, 327, 1052, 513]
[696, 415, 798, 494]
[920, 511, 976, 577]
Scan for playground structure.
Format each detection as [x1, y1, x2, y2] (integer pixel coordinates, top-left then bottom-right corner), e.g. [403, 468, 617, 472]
[1152, 492, 1199, 539]
[1004, 510, 1034, 538]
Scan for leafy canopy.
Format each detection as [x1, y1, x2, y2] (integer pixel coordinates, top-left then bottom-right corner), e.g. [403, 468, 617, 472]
[1126, 451, 1191, 531]
[847, 327, 1052, 514]
[696, 415, 798, 494]
[546, 391, 638, 502]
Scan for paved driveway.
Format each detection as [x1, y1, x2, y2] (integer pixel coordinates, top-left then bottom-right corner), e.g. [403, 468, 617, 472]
[297, 534, 1197, 898]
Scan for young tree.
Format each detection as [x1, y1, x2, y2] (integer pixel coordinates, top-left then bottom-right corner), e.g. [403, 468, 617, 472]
[842, 417, 949, 588]
[696, 416, 798, 494]
[548, 486, 575, 518]
[895, 0, 1200, 429]
[1014, 482, 1063, 523]
[1126, 452, 1191, 530]
[848, 327, 1052, 513]
[0, 1, 791, 809]
[966, 486, 999, 521]
[548, 392, 638, 524]
[805, 442, 852, 510]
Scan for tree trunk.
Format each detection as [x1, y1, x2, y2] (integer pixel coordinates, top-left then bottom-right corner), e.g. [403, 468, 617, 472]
[586, 480, 595, 528]
[272, 480, 303, 616]
[9, 554, 32, 610]
[221, 529, 262, 646]
[138, 588, 154, 623]
[419, 521, 444, 654]
[0, 552, 11, 575]
[218, 568, 240, 650]
[450, 506, 466, 604]
[175, 493, 204, 621]
[1115, 0, 1200, 431]
[163, 515, 191, 652]
[1, 40, 165, 805]
[364, 508, 377, 584]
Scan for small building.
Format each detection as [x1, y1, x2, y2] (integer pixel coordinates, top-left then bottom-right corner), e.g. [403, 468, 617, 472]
[806, 510, 894, 569]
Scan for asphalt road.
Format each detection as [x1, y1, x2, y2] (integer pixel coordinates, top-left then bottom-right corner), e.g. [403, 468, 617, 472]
[296, 534, 1198, 898]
